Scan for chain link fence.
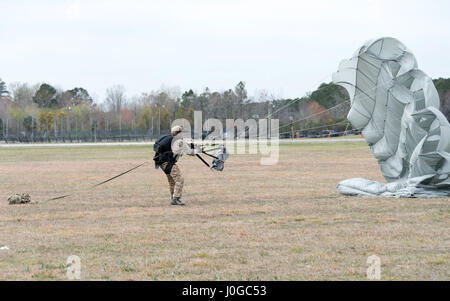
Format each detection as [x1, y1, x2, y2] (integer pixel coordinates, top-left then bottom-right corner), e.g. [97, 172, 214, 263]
[0, 129, 164, 143]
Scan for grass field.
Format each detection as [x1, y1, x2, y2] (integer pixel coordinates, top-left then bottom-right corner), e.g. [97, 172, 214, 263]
[0, 142, 448, 280]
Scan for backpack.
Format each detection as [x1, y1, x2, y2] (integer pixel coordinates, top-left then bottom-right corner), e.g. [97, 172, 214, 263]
[153, 134, 169, 152]
[153, 135, 175, 173]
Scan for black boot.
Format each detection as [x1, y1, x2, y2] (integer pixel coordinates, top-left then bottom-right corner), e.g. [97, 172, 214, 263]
[171, 197, 185, 206]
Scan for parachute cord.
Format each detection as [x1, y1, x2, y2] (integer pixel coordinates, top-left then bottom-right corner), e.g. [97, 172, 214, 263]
[277, 101, 351, 132]
[40, 161, 150, 204]
[278, 120, 348, 135]
[233, 73, 333, 139]
[266, 76, 396, 136]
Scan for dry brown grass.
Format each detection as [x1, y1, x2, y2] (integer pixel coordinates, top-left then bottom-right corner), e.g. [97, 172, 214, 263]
[0, 142, 448, 280]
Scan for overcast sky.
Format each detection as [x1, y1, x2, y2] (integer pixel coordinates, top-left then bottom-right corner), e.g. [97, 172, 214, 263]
[1, 0, 449, 102]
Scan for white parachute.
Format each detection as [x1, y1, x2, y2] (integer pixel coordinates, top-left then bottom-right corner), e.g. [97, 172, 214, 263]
[332, 37, 450, 197]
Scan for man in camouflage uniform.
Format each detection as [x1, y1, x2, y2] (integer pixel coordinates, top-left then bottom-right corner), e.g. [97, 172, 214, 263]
[155, 126, 200, 206]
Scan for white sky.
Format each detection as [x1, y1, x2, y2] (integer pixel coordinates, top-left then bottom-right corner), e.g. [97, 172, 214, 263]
[1, 0, 449, 102]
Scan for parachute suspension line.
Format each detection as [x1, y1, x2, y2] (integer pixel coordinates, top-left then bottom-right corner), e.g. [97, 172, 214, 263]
[277, 100, 351, 132]
[195, 154, 211, 168]
[344, 121, 351, 133]
[266, 73, 333, 120]
[201, 151, 220, 160]
[233, 72, 394, 140]
[278, 120, 349, 136]
[233, 73, 333, 139]
[272, 76, 397, 135]
[202, 147, 222, 153]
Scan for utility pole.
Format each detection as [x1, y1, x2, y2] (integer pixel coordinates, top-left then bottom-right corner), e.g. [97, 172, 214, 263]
[91, 116, 96, 143]
[32, 116, 34, 143]
[151, 111, 154, 141]
[267, 102, 272, 139]
[148, 112, 153, 141]
[54, 118, 57, 140]
[290, 116, 294, 139]
[119, 114, 122, 141]
[67, 106, 72, 141]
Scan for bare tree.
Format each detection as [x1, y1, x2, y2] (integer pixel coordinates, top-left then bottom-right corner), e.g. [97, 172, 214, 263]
[105, 85, 126, 114]
[8, 82, 39, 108]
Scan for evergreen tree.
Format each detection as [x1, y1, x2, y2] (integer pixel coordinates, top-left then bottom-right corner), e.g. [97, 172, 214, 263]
[0, 78, 9, 97]
[33, 84, 58, 108]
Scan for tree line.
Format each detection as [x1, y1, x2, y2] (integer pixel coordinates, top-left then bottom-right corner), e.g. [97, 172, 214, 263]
[0, 80, 279, 141]
[0, 77, 449, 142]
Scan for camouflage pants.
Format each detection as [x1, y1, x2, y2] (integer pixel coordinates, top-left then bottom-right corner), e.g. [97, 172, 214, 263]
[160, 162, 184, 198]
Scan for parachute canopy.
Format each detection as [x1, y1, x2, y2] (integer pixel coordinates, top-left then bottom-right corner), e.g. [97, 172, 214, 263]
[333, 37, 450, 197]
